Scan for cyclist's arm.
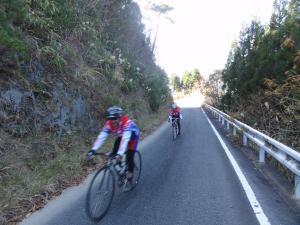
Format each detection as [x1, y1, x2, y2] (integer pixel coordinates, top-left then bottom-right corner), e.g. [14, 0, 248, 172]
[168, 111, 173, 120]
[117, 130, 132, 155]
[92, 131, 109, 151]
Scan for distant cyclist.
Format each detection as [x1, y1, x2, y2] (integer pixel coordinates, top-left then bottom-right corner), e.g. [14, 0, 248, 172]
[87, 106, 139, 182]
[168, 103, 183, 135]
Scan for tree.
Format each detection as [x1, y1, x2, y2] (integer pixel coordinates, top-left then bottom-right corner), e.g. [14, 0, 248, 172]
[191, 69, 203, 89]
[170, 74, 182, 92]
[221, 0, 300, 109]
[149, 2, 174, 54]
[146, 69, 170, 112]
[204, 70, 224, 106]
[182, 71, 193, 92]
[270, 0, 289, 30]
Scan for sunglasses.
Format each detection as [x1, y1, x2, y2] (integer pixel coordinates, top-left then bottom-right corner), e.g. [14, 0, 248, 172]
[108, 117, 119, 121]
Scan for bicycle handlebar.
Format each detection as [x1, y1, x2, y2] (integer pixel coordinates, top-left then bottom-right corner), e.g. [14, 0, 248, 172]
[94, 152, 107, 156]
[93, 152, 122, 160]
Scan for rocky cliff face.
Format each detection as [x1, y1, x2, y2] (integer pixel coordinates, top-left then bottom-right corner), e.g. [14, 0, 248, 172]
[1, 75, 94, 138]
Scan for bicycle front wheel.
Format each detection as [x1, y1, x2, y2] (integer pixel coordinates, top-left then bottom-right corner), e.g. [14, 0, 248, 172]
[85, 167, 115, 222]
[172, 124, 177, 140]
[131, 150, 142, 189]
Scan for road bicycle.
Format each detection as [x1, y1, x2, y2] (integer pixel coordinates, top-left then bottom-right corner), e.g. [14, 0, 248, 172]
[85, 151, 142, 222]
[171, 117, 179, 140]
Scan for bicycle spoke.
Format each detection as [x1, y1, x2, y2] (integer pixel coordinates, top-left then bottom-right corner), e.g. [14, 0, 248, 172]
[86, 167, 115, 222]
[92, 198, 101, 215]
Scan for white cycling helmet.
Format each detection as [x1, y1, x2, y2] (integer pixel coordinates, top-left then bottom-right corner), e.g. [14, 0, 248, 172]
[107, 106, 123, 120]
[171, 103, 177, 109]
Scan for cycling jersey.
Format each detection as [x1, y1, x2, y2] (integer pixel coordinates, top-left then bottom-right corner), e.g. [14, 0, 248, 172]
[169, 107, 182, 118]
[92, 116, 139, 155]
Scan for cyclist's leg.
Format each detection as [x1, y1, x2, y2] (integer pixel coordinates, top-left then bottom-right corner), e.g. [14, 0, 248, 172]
[126, 132, 139, 178]
[124, 148, 135, 192]
[126, 150, 135, 175]
[177, 118, 181, 135]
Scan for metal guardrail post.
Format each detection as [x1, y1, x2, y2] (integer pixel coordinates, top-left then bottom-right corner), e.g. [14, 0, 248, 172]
[259, 146, 265, 163]
[295, 175, 300, 198]
[226, 121, 230, 129]
[243, 133, 248, 146]
[233, 127, 237, 136]
[218, 115, 221, 122]
[222, 117, 225, 125]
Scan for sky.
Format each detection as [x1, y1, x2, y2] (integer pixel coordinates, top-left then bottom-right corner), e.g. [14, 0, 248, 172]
[135, 0, 275, 78]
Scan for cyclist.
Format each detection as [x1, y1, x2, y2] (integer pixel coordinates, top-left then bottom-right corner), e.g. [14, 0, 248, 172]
[87, 106, 139, 182]
[168, 103, 183, 135]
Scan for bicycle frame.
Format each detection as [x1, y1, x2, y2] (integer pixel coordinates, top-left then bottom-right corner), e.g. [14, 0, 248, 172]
[94, 153, 127, 178]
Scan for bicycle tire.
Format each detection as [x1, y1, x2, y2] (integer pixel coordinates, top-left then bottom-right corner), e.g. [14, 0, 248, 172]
[172, 123, 177, 140]
[131, 150, 142, 190]
[85, 166, 115, 222]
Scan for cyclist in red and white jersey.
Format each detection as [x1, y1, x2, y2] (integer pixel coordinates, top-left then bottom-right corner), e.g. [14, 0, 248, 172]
[168, 103, 183, 135]
[87, 106, 139, 181]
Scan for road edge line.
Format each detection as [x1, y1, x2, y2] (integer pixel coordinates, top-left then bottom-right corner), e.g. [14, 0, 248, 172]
[201, 108, 271, 225]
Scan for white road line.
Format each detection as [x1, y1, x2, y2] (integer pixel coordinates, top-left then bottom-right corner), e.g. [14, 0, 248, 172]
[201, 108, 271, 225]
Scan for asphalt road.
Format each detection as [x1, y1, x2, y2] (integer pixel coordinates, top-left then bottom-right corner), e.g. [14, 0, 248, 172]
[21, 107, 300, 225]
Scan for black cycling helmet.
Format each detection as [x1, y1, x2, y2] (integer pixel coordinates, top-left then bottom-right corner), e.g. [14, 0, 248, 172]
[107, 106, 123, 120]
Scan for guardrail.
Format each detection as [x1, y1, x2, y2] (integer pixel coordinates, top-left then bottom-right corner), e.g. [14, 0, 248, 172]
[204, 104, 300, 199]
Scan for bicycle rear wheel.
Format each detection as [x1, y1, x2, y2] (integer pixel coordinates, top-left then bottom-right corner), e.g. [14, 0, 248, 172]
[85, 167, 115, 222]
[130, 150, 142, 190]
